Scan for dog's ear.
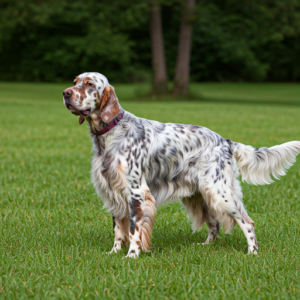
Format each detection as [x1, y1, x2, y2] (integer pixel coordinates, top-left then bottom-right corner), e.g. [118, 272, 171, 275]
[100, 85, 121, 123]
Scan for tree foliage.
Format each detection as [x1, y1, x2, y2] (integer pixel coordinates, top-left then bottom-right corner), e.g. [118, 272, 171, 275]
[0, 0, 148, 82]
[190, 0, 300, 81]
[0, 0, 300, 82]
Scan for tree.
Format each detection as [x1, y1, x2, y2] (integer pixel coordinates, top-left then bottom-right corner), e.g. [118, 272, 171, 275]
[173, 0, 196, 95]
[1, 0, 300, 83]
[149, 1, 168, 95]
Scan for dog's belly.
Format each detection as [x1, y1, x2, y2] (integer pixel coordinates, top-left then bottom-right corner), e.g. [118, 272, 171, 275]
[146, 165, 199, 206]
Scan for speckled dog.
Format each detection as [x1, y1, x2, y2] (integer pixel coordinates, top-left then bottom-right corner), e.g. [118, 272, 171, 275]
[63, 72, 300, 258]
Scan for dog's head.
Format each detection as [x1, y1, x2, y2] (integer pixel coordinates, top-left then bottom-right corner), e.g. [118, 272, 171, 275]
[63, 72, 120, 125]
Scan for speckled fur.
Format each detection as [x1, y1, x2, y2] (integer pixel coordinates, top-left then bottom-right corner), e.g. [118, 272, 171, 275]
[63, 72, 300, 257]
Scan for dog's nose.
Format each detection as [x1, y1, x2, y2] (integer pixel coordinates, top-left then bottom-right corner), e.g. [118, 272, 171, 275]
[63, 89, 73, 98]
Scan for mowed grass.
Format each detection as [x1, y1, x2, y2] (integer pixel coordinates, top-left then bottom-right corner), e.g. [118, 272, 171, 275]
[0, 82, 300, 299]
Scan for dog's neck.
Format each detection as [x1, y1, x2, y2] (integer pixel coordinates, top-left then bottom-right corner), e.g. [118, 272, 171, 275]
[86, 103, 124, 134]
[86, 106, 124, 156]
[86, 110, 106, 156]
[87, 109, 106, 133]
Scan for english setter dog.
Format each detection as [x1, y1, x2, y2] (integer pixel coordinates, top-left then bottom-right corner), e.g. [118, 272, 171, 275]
[63, 72, 300, 258]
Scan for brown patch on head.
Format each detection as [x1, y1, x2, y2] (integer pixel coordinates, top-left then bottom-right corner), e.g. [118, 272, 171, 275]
[83, 77, 91, 85]
[100, 85, 121, 124]
[73, 77, 80, 85]
[66, 77, 97, 117]
[71, 86, 86, 104]
[82, 77, 96, 92]
[93, 76, 98, 82]
[64, 85, 87, 122]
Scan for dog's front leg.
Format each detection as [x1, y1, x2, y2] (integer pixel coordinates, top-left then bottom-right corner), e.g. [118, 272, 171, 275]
[125, 187, 156, 259]
[108, 217, 129, 254]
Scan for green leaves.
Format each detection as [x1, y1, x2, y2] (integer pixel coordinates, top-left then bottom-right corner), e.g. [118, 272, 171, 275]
[0, 0, 300, 82]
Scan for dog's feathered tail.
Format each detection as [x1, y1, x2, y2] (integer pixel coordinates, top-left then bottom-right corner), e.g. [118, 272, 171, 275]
[228, 140, 300, 185]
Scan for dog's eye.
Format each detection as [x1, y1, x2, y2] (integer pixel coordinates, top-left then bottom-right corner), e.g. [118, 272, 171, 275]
[73, 81, 76, 85]
[88, 82, 94, 87]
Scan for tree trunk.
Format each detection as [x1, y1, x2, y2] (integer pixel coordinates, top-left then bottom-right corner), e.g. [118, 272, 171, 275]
[173, 0, 196, 96]
[150, 2, 168, 95]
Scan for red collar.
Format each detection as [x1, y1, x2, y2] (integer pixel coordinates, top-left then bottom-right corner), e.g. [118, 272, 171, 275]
[91, 112, 124, 136]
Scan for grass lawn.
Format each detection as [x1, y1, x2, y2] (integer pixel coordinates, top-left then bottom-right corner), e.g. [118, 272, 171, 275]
[0, 82, 300, 299]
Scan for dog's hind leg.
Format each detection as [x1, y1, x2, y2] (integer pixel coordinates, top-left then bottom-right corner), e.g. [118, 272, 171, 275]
[107, 217, 129, 254]
[182, 193, 206, 232]
[221, 178, 258, 254]
[182, 193, 220, 244]
[202, 173, 258, 254]
[202, 204, 220, 244]
[234, 211, 258, 254]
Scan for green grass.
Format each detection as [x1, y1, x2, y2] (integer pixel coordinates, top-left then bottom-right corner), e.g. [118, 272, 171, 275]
[0, 82, 300, 299]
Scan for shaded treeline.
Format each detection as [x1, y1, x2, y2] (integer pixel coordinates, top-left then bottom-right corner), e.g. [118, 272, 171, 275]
[0, 0, 300, 83]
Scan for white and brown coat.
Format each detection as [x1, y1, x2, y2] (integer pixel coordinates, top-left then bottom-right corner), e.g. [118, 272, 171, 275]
[63, 72, 300, 258]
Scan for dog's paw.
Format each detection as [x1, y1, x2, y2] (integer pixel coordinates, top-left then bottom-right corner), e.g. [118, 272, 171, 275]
[107, 241, 122, 254]
[123, 249, 139, 259]
[247, 245, 258, 255]
[195, 239, 211, 245]
[201, 240, 210, 245]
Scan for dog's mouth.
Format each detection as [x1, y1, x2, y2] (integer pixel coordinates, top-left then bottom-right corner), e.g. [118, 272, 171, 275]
[66, 103, 79, 114]
[66, 103, 91, 116]
[65, 102, 91, 125]
[81, 109, 91, 115]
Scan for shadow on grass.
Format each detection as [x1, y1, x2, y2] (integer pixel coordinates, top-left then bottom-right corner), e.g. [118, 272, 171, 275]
[46, 226, 248, 257]
[150, 228, 247, 255]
